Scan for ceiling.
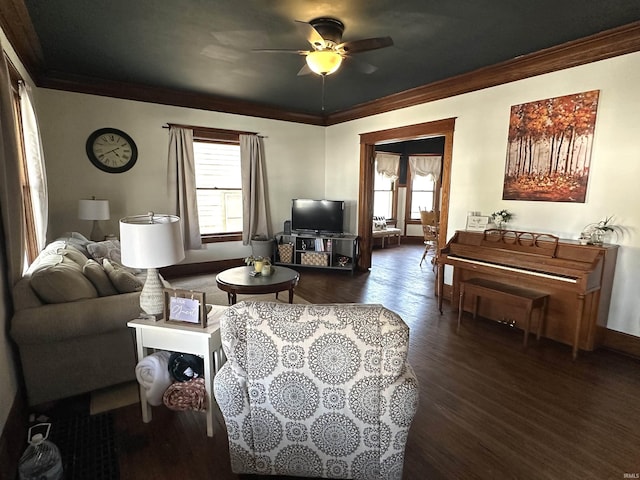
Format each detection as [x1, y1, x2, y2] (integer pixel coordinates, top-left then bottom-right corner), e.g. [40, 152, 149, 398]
[3, 0, 640, 124]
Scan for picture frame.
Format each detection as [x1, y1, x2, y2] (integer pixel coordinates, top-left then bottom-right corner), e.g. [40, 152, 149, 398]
[466, 215, 490, 232]
[163, 288, 206, 328]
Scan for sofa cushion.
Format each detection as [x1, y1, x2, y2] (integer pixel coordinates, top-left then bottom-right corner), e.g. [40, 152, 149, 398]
[30, 254, 98, 303]
[373, 216, 387, 231]
[103, 259, 143, 293]
[56, 246, 89, 267]
[57, 232, 92, 257]
[83, 259, 118, 296]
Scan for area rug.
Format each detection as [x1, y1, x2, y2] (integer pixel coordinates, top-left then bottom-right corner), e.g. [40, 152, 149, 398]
[90, 381, 140, 415]
[49, 412, 119, 480]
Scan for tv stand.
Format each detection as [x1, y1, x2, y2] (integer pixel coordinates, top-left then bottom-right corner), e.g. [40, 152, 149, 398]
[274, 232, 358, 273]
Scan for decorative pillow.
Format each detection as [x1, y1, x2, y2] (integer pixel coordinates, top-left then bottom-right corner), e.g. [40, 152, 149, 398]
[87, 240, 122, 265]
[57, 232, 92, 257]
[83, 259, 118, 296]
[373, 216, 387, 231]
[30, 254, 98, 304]
[56, 246, 89, 267]
[103, 259, 143, 293]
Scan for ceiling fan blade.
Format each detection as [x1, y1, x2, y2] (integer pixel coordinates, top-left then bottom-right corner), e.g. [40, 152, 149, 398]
[295, 20, 326, 49]
[337, 36, 393, 54]
[297, 63, 312, 76]
[252, 48, 308, 55]
[345, 56, 378, 74]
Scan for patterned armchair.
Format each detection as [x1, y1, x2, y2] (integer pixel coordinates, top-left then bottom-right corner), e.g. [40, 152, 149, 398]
[213, 302, 419, 479]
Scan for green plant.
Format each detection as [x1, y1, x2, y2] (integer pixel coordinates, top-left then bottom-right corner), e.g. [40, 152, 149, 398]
[582, 215, 623, 244]
[584, 215, 620, 233]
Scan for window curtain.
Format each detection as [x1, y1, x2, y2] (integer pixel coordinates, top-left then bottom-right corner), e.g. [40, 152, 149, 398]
[240, 134, 271, 244]
[0, 42, 25, 284]
[19, 82, 48, 252]
[375, 152, 400, 181]
[167, 126, 202, 250]
[409, 155, 442, 181]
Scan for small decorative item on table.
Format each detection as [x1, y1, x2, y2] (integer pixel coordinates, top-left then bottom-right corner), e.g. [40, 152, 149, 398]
[491, 209, 513, 230]
[162, 288, 206, 328]
[581, 215, 622, 245]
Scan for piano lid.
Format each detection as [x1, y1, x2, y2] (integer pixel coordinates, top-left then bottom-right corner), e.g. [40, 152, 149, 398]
[441, 229, 605, 278]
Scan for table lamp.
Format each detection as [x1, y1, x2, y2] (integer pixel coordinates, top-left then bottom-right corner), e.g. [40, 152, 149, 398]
[120, 213, 185, 318]
[78, 197, 110, 241]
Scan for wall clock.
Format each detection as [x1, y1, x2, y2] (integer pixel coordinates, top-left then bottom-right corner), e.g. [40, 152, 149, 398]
[86, 128, 138, 173]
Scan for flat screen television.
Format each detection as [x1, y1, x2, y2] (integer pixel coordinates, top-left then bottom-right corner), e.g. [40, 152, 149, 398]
[291, 199, 344, 235]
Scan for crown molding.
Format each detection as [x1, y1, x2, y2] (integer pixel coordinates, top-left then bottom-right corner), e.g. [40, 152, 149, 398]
[2, 0, 639, 127]
[326, 21, 640, 125]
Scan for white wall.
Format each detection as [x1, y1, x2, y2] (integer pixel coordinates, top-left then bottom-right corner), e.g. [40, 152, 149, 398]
[36, 91, 327, 263]
[326, 52, 640, 337]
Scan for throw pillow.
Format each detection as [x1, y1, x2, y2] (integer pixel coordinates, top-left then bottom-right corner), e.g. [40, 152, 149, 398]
[373, 216, 387, 231]
[30, 254, 98, 303]
[87, 239, 122, 265]
[103, 259, 143, 293]
[57, 232, 92, 257]
[83, 259, 118, 296]
[56, 246, 89, 267]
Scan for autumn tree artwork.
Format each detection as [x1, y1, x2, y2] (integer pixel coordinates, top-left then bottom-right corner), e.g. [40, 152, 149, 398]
[502, 90, 600, 202]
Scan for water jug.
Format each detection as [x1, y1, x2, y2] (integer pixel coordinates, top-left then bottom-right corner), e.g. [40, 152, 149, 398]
[18, 423, 63, 480]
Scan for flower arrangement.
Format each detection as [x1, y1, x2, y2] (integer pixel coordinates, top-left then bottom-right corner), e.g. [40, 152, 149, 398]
[491, 209, 513, 227]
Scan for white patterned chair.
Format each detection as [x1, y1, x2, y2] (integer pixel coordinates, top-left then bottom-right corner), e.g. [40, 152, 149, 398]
[213, 302, 419, 480]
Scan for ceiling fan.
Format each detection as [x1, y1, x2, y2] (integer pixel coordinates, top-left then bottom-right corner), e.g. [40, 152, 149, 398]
[256, 17, 393, 76]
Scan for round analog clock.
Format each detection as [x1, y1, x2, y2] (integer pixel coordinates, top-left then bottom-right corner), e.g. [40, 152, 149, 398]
[86, 128, 138, 173]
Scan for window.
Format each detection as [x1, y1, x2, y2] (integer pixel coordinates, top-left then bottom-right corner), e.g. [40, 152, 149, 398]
[407, 171, 438, 221]
[193, 138, 242, 240]
[373, 165, 395, 219]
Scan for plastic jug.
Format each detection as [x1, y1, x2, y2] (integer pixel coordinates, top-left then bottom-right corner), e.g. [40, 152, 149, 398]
[18, 423, 63, 480]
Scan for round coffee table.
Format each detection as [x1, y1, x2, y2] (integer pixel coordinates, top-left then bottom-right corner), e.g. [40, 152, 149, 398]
[215, 265, 300, 305]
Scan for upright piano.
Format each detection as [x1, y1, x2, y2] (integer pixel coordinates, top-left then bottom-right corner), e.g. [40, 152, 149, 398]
[438, 229, 618, 356]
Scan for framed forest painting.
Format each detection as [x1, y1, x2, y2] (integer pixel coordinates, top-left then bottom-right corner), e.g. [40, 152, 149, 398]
[502, 90, 600, 202]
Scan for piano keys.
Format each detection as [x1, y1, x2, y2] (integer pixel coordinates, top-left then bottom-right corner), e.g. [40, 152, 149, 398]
[438, 229, 618, 357]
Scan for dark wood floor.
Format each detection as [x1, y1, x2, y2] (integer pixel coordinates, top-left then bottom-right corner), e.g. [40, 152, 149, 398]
[114, 244, 640, 480]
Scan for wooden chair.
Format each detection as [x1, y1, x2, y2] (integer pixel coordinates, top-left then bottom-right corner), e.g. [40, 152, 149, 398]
[419, 209, 439, 268]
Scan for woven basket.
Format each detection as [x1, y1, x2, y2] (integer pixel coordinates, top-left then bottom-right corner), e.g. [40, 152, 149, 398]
[278, 243, 294, 263]
[301, 252, 329, 266]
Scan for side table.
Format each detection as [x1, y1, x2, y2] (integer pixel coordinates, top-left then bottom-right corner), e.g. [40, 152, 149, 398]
[127, 316, 225, 437]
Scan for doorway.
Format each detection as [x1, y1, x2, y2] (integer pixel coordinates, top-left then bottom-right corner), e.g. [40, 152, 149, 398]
[357, 118, 455, 271]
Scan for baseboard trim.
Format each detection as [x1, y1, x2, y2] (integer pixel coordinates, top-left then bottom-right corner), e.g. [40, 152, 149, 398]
[0, 390, 27, 480]
[602, 329, 640, 359]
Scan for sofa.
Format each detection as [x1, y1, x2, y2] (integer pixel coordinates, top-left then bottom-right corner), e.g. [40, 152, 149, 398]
[214, 302, 419, 479]
[10, 232, 144, 406]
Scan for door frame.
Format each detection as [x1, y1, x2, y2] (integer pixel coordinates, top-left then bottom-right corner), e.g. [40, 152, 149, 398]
[357, 118, 456, 270]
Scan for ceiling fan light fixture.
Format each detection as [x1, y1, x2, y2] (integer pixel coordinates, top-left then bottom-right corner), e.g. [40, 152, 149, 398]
[306, 50, 343, 75]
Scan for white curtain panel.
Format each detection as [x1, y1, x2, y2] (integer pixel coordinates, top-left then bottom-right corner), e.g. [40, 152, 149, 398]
[409, 155, 442, 181]
[375, 152, 400, 181]
[167, 126, 202, 250]
[240, 134, 271, 245]
[19, 83, 48, 252]
[0, 37, 25, 282]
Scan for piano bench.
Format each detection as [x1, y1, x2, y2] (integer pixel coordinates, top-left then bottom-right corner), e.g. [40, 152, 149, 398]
[457, 278, 549, 348]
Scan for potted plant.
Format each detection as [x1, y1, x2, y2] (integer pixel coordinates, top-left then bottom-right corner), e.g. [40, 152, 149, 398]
[582, 215, 623, 245]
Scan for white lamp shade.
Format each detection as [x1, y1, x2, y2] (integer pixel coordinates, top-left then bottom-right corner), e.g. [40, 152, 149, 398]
[78, 199, 110, 220]
[120, 214, 185, 268]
